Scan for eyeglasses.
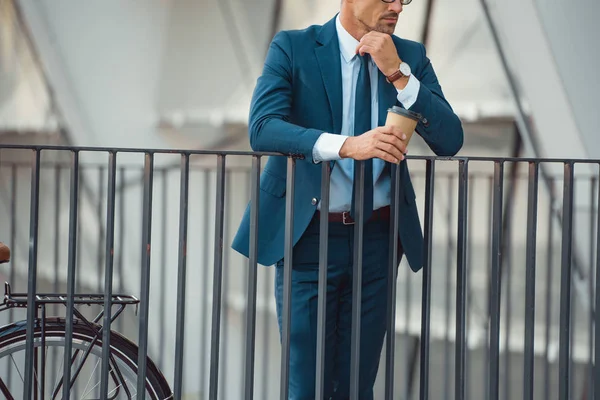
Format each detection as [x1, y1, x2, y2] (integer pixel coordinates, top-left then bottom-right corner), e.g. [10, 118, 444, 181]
[382, 0, 412, 4]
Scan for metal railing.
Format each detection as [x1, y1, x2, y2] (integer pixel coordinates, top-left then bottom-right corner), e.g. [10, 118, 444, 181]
[0, 144, 599, 400]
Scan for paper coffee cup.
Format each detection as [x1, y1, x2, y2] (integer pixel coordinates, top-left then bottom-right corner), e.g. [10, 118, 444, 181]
[385, 106, 420, 145]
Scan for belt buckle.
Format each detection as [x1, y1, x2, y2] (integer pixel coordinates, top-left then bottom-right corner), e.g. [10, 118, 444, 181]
[342, 211, 355, 225]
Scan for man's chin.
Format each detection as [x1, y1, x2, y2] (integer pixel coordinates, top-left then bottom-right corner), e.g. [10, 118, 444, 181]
[375, 24, 396, 35]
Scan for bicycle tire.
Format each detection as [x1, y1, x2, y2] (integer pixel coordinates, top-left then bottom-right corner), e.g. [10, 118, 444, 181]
[0, 317, 172, 399]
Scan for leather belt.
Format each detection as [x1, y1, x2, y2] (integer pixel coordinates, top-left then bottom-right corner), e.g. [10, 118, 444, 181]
[315, 205, 391, 225]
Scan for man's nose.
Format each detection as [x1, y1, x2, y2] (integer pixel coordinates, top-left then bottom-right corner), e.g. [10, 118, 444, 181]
[388, 1, 403, 13]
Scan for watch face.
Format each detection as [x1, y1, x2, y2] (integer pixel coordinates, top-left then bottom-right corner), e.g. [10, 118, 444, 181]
[400, 62, 411, 76]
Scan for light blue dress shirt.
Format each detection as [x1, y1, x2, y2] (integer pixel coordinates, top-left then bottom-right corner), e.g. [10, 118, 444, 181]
[312, 15, 421, 212]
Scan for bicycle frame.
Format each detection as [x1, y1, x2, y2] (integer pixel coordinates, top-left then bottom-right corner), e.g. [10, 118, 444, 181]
[0, 282, 140, 399]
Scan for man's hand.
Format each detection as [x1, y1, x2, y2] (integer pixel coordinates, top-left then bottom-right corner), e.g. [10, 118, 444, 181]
[356, 31, 401, 78]
[339, 126, 408, 164]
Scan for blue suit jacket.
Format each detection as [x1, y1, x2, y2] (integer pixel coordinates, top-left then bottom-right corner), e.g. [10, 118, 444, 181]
[231, 15, 463, 272]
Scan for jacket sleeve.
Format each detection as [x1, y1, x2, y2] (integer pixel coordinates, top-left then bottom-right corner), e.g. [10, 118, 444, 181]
[410, 43, 464, 157]
[248, 31, 324, 162]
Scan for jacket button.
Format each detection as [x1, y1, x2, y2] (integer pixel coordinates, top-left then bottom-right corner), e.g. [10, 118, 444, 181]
[311, 198, 318, 205]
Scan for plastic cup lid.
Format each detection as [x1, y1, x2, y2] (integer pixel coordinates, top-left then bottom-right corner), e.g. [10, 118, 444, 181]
[387, 106, 420, 121]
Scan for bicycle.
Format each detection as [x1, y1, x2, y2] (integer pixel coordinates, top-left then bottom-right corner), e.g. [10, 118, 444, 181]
[0, 243, 173, 399]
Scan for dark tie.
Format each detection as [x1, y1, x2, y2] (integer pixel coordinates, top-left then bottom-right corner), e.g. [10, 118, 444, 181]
[351, 54, 373, 222]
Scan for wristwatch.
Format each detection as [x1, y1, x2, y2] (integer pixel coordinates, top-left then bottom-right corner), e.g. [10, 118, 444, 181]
[386, 61, 411, 84]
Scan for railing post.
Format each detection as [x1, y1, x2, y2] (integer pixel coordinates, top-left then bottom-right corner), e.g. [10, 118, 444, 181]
[543, 178, 555, 400]
[523, 162, 539, 399]
[350, 160, 366, 400]
[594, 165, 600, 397]
[559, 162, 575, 400]
[174, 154, 191, 399]
[61, 151, 79, 400]
[455, 160, 469, 400]
[489, 161, 504, 400]
[419, 159, 435, 400]
[100, 151, 118, 399]
[209, 155, 227, 400]
[280, 156, 296, 400]
[385, 162, 401, 399]
[443, 175, 454, 400]
[243, 155, 261, 400]
[136, 152, 155, 400]
[315, 161, 331, 399]
[23, 149, 41, 400]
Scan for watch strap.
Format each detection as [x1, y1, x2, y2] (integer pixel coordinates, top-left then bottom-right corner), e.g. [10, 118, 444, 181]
[386, 69, 403, 84]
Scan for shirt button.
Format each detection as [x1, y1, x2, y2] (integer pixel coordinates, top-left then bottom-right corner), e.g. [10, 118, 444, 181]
[311, 198, 318, 206]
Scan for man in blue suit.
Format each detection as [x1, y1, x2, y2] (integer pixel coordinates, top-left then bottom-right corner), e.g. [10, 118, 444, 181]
[232, 0, 463, 397]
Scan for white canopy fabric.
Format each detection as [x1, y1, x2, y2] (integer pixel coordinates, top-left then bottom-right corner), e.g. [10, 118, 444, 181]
[0, 0, 57, 133]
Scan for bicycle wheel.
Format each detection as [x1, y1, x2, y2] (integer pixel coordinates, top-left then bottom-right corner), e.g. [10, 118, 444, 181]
[0, 317, 172, 399]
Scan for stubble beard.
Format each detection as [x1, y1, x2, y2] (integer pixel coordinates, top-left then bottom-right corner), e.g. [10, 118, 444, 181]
[375, 22, 396, 34]
[357, 16, 396, 35]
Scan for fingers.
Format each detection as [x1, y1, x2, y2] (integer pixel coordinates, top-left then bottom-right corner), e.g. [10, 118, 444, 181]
[356, 44, 376, 57]
[375, 136, 406, 163]
[374, 149, 400, 164]
[377, 125, 407, 141]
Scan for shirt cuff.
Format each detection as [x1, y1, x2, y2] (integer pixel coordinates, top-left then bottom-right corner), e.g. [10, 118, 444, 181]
[396, 74, 421, 110]
[312, 133, 349, 163]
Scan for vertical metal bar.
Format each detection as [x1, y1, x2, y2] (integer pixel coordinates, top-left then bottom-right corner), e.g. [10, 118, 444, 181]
[174, 154, 191, 399]
[116, 167, 125, 333]
[484, 175, 493, 400]
[242, 169, 251, 400]
[385, 162, 401, 400]
[97, 167, 105, 292]
[219, 172, 232, 400]
[488, 161, 504, 400]
[466, 175, 475, 400]
[350, 160, 366, 400]
[403, 255, 412, 400]
[559, 162, 574, 400]
[244, 156, 261, 399]
[569, 210, 576, 400]
[100, 152, 118, 398]
[62, 151, 79, 400]
[7, 164, 16, 387]
[159, 168, 168, 370]
[261, 251, 271, 400]
[34, 307, 39, 400]
[51, 165, 60, 391]
[54, 166, 61, 294]
[136, 153, 155, 400]
[503, 240, 512, 400]
[24, 149, 41, 400]
[315, 161, 331, 399]
[40, 305, 46, 400]
[93, 166, 105, 400]
[9, 164, 17, 290]
[209, 155, 227, 400]
[280, 157, 296, 400]
[200, 169, 210, 397]
[543, 178, 555, 400]
[455, 160, 469, 400]
[595, 164, 600, 400]
[523, 162, 539, 400]
[76, 165, 83, 297]
[590, 175, 597, 400]
[419, 159, 435, 400]
[444, 175, 454, 400]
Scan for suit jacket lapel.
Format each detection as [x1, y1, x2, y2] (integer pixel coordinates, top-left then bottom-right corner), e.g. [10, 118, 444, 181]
[315, 17, 343, 135]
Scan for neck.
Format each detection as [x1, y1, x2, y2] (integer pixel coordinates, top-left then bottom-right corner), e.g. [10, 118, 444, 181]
[339, 9, 368, 41]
